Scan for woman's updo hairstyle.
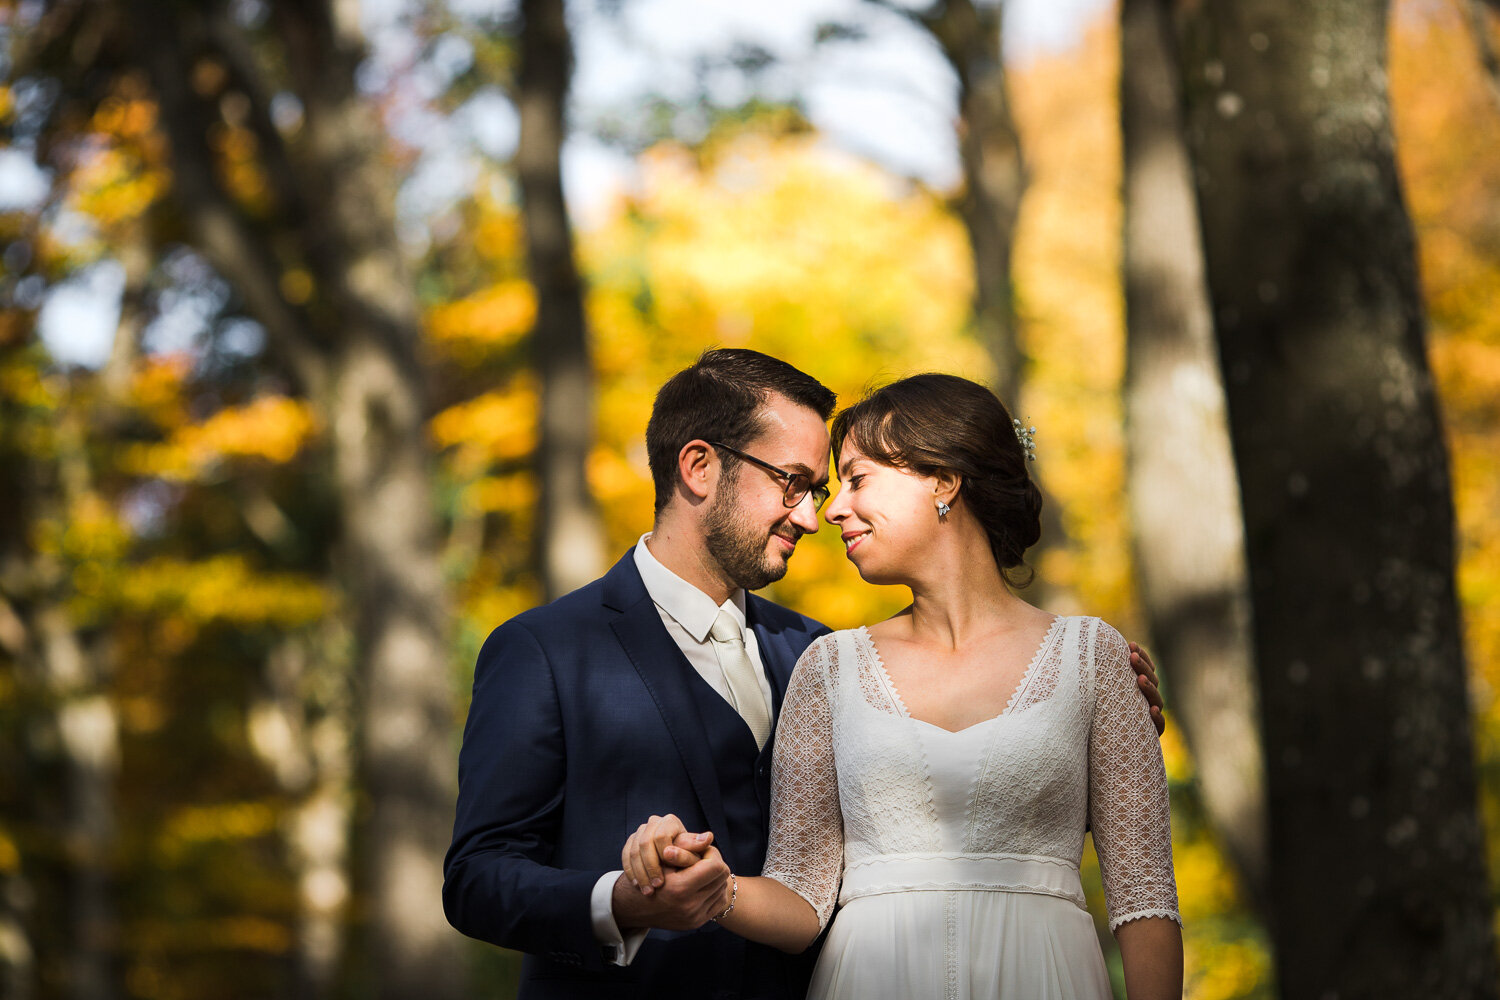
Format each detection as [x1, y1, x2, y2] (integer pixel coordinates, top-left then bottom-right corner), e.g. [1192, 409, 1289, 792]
[829, 373, 1043, 587]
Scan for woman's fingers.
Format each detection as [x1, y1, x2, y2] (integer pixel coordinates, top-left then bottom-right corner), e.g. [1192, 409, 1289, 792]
[647, 815, 689, 872]
[631, 813, 694, 891]
[623, 814, 716, 894]
[662, 829, 713, 867]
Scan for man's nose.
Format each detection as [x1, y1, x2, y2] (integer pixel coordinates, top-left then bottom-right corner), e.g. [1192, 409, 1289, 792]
[787, 492, 820, 533]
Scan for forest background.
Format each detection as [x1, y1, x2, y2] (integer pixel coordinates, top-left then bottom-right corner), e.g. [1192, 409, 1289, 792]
[1, 0, 1498, 998]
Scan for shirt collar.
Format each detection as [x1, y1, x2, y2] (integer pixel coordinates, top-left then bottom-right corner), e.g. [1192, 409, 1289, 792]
[633, 533, 747, 643]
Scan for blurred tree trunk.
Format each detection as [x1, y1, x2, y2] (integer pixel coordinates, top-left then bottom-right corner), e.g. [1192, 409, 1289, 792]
[879, 0, 1027, 405]
[925, 0, 1026, 405]
[877, 0, 1078, 598]
[39, 414, 119, 1000]
[37, 242, 145, 1000]
[129, 2, 464, 996]
[4, 231, 146, 999]
[1179, 1, 1499, 995]
[1118, 0, 1265, 912]
[0, 293, 134, 999]
[0, 398, 42, 1000]
[0, 416, 33, 1000]
[247, 631, 354, 1000]
[0, 863, 33, 1000]
[516, 0, 607, 599]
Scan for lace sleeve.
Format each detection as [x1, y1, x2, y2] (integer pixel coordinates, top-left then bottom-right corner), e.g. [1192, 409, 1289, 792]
[761, 635, 843, 930]
[1087, 620, 1181, 931]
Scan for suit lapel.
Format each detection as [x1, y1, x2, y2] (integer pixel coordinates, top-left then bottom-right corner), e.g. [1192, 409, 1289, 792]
[604, 552, 730, 843]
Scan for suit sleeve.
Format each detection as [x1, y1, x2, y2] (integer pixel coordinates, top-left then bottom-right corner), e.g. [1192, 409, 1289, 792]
[442, 618, 608, 966]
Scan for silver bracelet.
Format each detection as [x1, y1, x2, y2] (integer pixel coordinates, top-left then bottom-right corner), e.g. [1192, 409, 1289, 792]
[711, 874, 738, 922]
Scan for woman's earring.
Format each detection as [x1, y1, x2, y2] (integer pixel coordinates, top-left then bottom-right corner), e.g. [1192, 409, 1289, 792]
[937, 500, 950, 519]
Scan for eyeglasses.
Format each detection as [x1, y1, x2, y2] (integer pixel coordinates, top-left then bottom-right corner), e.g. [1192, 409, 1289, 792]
[707, 441, 831, 511]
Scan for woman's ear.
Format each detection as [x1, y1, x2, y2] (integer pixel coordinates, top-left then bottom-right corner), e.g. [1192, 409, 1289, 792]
[932, 470, 962, 509]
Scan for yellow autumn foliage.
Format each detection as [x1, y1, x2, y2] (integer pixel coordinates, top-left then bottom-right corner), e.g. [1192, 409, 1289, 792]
[29, 492, 132, 563]
[580, 132, 988, 622]
[429, 379, 538, 475]
[128, 353, 194, 428]
[0, 829, 20, 874]
[115, 555, 328, 626]
[1184, 940, 1274, 1000]
[208, 123, 272, 214]
[120, 395, 320, 481]
[70, 75, 170, 230]
[460, 472, 536, 517]
[1011, 26, 1134, 626]
[156, 800, 280, 861]
[425, 279, 537, 364]
[132, 916, 292, 956]
[1391, 0, 1500, 937]
[0, 354, 60, 410]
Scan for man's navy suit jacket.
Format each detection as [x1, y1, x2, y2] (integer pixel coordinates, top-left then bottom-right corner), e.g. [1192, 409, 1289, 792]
[444, 549, 830, 999]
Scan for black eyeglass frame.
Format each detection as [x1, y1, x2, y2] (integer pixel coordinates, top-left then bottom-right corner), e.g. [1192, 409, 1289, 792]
[706, 441, 831, 511]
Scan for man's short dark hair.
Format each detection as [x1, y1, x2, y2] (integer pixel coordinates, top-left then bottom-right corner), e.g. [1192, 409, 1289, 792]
[646, 348, 837, 515]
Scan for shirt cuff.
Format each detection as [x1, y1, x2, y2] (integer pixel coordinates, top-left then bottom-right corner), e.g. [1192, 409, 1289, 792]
[590, 870, 648, 966]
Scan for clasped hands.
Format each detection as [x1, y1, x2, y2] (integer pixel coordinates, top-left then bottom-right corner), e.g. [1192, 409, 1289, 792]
[612, 813, 726, 932]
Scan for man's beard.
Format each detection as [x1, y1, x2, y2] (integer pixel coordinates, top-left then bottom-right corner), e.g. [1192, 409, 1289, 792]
[704, 481, 796, 592]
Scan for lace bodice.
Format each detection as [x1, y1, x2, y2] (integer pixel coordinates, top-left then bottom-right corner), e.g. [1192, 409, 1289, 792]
[761, 616, 1180, 932]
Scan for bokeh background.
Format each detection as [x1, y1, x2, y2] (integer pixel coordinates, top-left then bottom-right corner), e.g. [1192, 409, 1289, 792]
[1, 0, 1497, 998]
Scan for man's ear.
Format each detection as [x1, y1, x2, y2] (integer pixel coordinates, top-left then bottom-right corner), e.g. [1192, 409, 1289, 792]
[676, 440, 716, 502]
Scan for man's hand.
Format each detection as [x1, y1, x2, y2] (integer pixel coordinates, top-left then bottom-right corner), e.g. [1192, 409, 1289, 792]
[1129, 641, 1166, 736]
[610, 842, 730, 933]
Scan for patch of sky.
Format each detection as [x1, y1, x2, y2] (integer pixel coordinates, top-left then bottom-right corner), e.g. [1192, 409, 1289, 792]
[231, 0, 269, 29]
[270, 92, 305, 133]
[426, 32, 476, 91]
[142, 253, 232, 357]
[215, 317, 267, 359]
[9, 76, 61, 140]
[396, 144, 481, 230]
[38, 260, 124, 368]
[445, 0, 516, 23]
[459, 86, 519, 160]
[119, 479, 182, 539]
[0, 149, 51, 211]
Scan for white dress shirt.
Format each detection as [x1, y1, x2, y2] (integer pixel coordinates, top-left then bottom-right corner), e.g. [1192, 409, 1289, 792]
[590, 534, 775, 965]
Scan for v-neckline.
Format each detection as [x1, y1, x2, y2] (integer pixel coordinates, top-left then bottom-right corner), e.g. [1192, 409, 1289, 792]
[857, 616, 1065, 735]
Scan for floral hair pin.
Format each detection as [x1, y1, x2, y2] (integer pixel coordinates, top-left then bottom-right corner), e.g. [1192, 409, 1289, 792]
[1012, 418, 1037, 461]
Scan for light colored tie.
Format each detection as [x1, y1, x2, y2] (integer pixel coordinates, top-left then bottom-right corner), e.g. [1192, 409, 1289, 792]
[709, 609, 773, 750]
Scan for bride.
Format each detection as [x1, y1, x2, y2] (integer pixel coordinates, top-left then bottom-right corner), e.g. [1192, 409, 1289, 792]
[623, 373, 1182, 999]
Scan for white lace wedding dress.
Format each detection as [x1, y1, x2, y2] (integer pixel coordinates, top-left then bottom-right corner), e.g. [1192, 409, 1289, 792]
[762, 616, 1180, 999]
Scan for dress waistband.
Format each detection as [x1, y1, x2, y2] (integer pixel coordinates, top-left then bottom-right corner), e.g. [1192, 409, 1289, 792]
[839, 853, 1087, 909]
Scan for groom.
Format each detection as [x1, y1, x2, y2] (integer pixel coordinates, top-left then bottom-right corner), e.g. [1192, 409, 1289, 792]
[442, 349, 1164, 999]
